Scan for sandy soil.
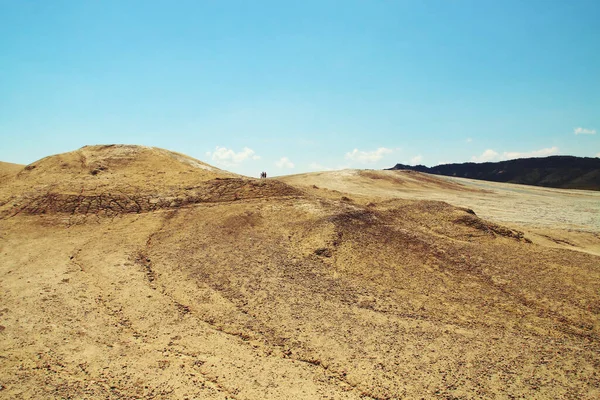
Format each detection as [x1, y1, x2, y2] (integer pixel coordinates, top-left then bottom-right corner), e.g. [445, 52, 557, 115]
[1, 147, 599, 399]
[280, 169, 600, 255]
[0, 161, 23, 183]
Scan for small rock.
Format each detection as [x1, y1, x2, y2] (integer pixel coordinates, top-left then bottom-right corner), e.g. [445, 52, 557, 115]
[314, 248, 332, 257]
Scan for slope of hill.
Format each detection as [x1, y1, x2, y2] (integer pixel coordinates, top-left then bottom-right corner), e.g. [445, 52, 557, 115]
[2, 144, 238, 193]
[0, 161, 23, 186]
[0, 145, 303, 222]
[1, 147, 600, 399]
[388, 155, 600, 190]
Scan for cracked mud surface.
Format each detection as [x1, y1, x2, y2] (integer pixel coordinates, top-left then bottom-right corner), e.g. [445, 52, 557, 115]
[1, 178, 302, 220]
[1, 146, 599, 399]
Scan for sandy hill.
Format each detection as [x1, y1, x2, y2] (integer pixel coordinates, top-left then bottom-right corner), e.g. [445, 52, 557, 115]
[0, 161, 23, 185]
[1, 146, 599, 399]
[388, 155, 600, 191]
[0, 145, 300, 222]
[2, 144, 236, 193]
[280, 169, 485, 201]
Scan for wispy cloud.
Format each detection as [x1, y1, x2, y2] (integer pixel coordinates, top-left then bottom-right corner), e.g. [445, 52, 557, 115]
[471, 147, 559, 163]
[308, 162, 333, 171]
[410, 155, 423, 164]
[275, 157, 294, 169]
[471, 149, 500, 162]
[574, 127, 596, 135]
[345, 147, 394, 164]
[503, 146, 559, 159]
[466, 138, 473, 143]
[308, 162, 350, 171]
[206, 146, 260, 166]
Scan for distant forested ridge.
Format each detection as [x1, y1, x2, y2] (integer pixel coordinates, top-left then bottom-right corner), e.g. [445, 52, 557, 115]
[387, 156, 600, 191]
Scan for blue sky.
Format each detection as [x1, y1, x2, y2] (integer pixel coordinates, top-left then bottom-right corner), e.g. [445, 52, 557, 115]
[1, 0, 598, 176]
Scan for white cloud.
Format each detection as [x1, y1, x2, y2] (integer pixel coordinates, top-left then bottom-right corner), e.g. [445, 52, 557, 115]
[345, 147, 394, 164]
[275, 157, 294, 169]
[574, 127, 596, 135]
[207, 146, 260, 166]
[308, 162, 352, 171]
[471, 149, 500, 163]
[466, 138, 473, 143]
[503, 146, 559, 159]
[410, 155, 423, 164]
[471, 147, 560, 163]
[308, 162, 333, 171]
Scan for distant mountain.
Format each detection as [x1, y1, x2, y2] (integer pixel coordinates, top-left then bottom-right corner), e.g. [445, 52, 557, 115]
[387, 156, 600, 191]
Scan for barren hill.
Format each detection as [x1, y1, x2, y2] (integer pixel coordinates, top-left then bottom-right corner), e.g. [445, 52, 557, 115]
[1, 144, 236, 193]
[1, 147, 599, 399]
[388, 155, 600, 191]
[0, 145, 300, 222]
[0, 161, 23, 185]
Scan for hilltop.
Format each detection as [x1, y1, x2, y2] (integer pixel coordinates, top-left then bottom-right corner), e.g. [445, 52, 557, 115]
[1, 144, 236, 193]
[1, 146, 599, 399]
[388, 155, 600, 190]
[0, 145, 299, 222]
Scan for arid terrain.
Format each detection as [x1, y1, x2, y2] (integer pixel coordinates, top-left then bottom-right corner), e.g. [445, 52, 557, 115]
[280, 170, 600, 256]
[1, 145, 599, 399]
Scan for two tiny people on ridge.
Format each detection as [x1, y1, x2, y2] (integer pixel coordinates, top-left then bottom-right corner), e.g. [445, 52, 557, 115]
[260, 171, 267, 179]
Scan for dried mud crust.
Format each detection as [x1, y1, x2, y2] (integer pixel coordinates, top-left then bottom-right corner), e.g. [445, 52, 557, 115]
[359, 170, 487, 193]
[139, 198, 600, 398]
[369, 199, 532, 243]
[1, 196, 599, 398]
[0, 178, 304, 218]
[2, 147, 600, 399]
[453, 213, 531, 242]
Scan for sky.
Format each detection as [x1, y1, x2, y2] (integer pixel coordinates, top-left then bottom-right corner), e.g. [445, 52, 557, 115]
[1, 0, 599, 177]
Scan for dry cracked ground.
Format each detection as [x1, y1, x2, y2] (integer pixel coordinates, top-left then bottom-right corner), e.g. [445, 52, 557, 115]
[1, 145, 599, 399]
